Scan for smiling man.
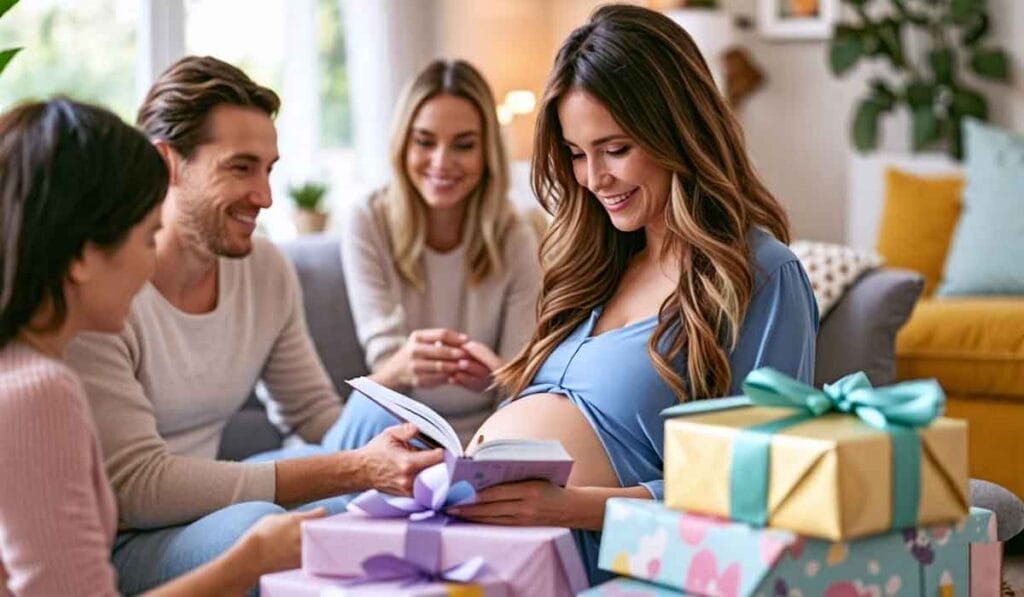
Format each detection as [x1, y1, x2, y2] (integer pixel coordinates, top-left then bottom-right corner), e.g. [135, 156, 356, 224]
[65, 56, 443, 594]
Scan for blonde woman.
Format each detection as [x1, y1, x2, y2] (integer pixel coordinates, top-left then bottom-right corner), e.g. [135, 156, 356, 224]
[332, 59, 541, 447]
[445, 5, 819, 583]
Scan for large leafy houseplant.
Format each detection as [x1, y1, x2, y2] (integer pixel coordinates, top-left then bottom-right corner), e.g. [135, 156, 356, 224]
[829, 0, 1011, 159]
[0, 0, 21, 77]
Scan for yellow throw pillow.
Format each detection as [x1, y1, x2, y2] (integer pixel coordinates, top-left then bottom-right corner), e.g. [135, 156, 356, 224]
[875, 168, 963, 296]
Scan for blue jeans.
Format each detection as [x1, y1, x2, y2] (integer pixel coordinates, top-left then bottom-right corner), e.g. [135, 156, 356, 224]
[110, 399, 395, 595]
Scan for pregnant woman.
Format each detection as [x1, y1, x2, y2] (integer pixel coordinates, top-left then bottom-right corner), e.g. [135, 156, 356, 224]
[449, 5, 819, 583]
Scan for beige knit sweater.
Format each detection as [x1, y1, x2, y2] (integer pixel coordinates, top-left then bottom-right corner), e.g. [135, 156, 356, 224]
[341, 193, 542, 443]
[65, 238, 341, 530]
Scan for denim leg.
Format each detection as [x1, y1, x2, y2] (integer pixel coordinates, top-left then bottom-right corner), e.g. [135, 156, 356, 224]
[112, 501, 286, 595]
[320, 389, 401, 451]
[295, 493, 353, 515]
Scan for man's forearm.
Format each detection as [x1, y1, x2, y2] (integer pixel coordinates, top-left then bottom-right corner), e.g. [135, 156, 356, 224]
[273, 451, 370, 506]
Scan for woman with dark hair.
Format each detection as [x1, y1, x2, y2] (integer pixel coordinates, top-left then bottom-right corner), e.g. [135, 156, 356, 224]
[446, 5, 818, 582]
[0, 98, 322, 595]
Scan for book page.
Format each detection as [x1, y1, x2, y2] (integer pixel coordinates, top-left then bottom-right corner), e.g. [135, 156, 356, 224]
[471, 439, 572, 462]
[346, 377, 463, 456]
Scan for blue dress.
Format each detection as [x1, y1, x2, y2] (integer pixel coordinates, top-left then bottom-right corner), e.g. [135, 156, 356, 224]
[520, 227, 819, 584]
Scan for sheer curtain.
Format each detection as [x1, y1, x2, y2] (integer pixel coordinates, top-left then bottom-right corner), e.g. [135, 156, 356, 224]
[340, 0, 438, 194]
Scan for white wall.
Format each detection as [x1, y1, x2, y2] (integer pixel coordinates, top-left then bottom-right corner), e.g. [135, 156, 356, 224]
[728, 0, 1024, 242]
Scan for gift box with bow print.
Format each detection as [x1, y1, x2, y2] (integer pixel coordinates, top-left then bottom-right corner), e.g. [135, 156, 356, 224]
[597, 498, 995, 596]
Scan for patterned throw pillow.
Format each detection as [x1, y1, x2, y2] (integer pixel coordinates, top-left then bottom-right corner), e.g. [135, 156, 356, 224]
[790, 241, 882, 318]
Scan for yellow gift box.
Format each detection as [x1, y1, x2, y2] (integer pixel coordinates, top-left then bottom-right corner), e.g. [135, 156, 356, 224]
[664, 405, 969, 541]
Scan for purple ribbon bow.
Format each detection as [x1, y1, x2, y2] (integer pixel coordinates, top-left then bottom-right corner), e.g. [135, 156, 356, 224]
[345, 463, 485, 587]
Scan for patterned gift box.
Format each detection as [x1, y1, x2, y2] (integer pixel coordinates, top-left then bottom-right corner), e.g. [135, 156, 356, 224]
[260, 568, 510, 596]
[970, 511, 1001, 597]
[662, 369, 969, 540]
[579, 577, 683, 596]
[301, 513, 587, 597]
[598, 498, 994, 596]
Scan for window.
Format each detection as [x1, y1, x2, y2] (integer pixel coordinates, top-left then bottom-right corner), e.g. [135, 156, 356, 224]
[0, 0, 353, 241]
[0, 0, 138, 121]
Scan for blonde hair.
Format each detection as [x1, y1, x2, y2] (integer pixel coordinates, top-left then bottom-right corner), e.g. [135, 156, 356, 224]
[495, 5, 790, 402]
[376, 59, 516, 290]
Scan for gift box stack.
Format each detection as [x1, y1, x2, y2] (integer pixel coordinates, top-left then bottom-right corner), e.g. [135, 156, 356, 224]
[260, 464, 589, 596]
[584, 368, 1002, 596]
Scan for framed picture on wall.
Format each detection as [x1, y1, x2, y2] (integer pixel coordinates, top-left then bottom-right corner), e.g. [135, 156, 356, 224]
[759, 0, 837, 40]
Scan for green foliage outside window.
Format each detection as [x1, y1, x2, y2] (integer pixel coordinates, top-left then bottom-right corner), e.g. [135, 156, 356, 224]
[0, 0, 136, 121]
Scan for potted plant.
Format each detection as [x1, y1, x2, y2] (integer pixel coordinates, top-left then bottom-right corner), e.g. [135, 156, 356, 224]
[289, 181, 329, 235]
[828, 0, 1011, 159]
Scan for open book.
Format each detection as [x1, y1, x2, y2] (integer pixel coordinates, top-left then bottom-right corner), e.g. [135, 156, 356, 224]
[346, 377, 573, 490]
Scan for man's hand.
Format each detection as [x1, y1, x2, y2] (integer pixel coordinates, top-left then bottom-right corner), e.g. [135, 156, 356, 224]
[356, 423, 445, 495]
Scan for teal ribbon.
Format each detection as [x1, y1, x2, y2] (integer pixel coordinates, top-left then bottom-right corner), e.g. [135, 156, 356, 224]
[663, 368, 945, 530]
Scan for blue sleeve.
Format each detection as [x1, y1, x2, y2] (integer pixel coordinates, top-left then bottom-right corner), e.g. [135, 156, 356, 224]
[728, 259, 819, 393]
[640, 479, 664, 500]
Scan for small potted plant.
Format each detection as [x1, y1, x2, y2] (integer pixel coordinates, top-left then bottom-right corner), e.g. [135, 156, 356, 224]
[289, 181, 329, 235]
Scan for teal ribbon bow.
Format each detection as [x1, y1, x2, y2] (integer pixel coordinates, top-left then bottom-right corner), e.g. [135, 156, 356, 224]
[663, 367, 945, 530]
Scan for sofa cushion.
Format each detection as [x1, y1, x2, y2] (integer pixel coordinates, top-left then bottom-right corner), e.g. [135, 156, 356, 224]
[791, 240, 882, 318]
[278, 235, 370, 391]
[815, 268, 923, 387]
[896, 297, 1024, 397]
[939, 119, 1024, 295]
[875, 168, 963, 297]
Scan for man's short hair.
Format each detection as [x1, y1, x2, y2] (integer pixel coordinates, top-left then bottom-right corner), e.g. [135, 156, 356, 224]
[136, 55, 281, 159]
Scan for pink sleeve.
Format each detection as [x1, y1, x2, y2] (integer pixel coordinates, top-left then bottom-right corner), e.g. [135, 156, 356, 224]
[0, 372, 119, 596]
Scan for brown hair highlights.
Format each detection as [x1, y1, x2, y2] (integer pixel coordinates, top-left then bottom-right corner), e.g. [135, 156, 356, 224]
[136, 55, 280, 159]
[496, 4, 790, 402]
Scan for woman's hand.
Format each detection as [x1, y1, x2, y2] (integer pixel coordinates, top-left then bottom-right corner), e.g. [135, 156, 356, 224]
[446, 480, 573, 527]
[371, 329, 468, 391]
[449, 340, 505, 393]
[232, 507, 327, 581]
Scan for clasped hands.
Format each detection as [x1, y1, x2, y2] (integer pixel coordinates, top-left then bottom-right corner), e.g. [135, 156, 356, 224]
[373, 328, 503, 393]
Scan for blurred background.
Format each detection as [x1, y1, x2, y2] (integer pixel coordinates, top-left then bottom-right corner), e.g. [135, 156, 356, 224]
[0, 0, 1020, 243]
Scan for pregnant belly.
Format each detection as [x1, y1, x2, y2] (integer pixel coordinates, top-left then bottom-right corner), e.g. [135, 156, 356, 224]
[468, 392, 620, 488]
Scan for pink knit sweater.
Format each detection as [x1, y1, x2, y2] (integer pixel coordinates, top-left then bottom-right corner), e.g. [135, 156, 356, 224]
[0, 342, 118, 596]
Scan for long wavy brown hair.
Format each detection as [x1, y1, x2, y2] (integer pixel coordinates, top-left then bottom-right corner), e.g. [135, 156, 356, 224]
[495, 4, 790, 402]
[376, 59, 516, 290]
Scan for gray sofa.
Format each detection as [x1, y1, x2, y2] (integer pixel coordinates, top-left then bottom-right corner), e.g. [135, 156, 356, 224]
[217, 234, 1024, 541]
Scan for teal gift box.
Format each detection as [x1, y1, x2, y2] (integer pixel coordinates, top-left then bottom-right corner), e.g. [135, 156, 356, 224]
[580, 578, 682, 596]
[598, 498, 994, 596]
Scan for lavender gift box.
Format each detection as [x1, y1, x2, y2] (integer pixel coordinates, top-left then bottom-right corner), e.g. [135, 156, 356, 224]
[260, 568, 510, 596]
[598, 498, 995, 596]
[301, 513, 587, 597]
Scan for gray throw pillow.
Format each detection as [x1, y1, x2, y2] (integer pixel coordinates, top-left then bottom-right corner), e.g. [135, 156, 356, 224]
[814, 268, 923, 387]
